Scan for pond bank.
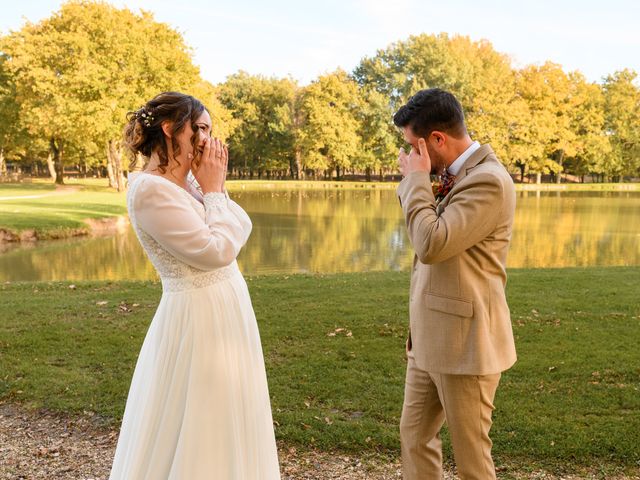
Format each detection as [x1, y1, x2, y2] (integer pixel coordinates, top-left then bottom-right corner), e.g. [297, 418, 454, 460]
[1, 180, 639, 247]
[0, 216, 129, 244]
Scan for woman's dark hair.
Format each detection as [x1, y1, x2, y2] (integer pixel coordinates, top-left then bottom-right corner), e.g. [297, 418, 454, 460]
[124, 92, 206, 172]
[393, 88, 467, 139]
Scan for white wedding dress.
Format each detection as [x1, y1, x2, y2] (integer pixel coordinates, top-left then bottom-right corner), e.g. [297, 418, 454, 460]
[109, 172, 280, 479]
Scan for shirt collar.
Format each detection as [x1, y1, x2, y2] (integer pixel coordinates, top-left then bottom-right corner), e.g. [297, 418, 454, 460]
[447, 141, 480, 176]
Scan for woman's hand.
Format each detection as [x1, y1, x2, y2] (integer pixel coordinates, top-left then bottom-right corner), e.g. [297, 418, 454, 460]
[192, 137, 228, 194]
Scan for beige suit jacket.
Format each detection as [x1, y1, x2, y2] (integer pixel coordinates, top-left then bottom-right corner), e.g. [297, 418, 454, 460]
[397, 144, 517, 375]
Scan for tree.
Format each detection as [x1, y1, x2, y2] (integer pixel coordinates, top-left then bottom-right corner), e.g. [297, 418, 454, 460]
[563, 73, 611, 181]
[0, 54, 28, 177]
[602, 70, 640, 180]
[219, 72, 297, 178]
[1, 0, 208, 187]
[354, 34, 516, 161]
[514, 63, 576, 183]
[357, 87, 400, 180]
[297, 70, 362, 179]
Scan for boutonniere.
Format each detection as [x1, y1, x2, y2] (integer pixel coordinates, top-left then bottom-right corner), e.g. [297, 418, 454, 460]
[432, 170, 456, 203]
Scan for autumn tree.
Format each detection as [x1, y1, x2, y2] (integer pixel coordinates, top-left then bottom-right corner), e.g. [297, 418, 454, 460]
[219, 72, 297, 178]
[357, 87, 399, 180]
[1, 1, 227, 188]
[0, 54, 26, 177]
[563, 73, 611, 181]
[602, 69, 640, 180]
[354, 34, 515, 161]
[297, 70, 362, 179]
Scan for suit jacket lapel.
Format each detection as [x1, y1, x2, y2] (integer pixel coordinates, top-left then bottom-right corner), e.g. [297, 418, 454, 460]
[438, 144, 495, 209]
[454, 144, 494, 183]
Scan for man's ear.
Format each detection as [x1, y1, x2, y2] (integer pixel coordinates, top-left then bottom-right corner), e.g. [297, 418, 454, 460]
[431, 131, 446, 146]
[161, 121, 172, 139]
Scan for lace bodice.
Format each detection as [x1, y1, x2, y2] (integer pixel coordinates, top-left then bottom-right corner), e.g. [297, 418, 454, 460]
[127, 172, 252, 292]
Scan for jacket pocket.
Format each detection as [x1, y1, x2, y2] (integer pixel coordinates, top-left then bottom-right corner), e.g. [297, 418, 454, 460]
[426, 293, 473, 318]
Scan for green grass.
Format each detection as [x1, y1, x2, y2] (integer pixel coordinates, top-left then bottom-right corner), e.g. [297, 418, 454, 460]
[0, 268, 638, 475]
[0, 182, 126, 238]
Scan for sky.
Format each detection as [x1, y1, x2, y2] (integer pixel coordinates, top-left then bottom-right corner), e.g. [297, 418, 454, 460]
[1, 0, 638, 86]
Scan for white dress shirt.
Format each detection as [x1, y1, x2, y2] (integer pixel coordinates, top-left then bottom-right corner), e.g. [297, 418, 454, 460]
[447, 141, 480, 176]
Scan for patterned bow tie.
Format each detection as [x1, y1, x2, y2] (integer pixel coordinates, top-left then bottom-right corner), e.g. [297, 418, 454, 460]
[433, 169, 456, 203]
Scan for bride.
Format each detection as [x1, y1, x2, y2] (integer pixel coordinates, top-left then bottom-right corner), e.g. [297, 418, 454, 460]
[109, 92, 280, 479]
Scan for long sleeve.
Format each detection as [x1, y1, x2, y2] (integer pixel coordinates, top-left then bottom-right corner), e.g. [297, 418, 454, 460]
[227, 198, 252, 241]
[397, 170, 504, 264]
[185, 171, 252, 242]
[133, 177, 249, 271]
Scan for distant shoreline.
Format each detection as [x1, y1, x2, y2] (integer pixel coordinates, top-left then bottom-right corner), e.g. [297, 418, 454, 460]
[0, 180, 638, 245]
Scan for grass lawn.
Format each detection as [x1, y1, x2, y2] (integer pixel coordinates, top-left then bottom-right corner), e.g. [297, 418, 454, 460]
[0, 182, 126, 238]
[0, 267, 638, 475]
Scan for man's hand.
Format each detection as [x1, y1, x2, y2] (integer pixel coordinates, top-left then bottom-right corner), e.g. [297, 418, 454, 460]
[398, 137, 431, 177]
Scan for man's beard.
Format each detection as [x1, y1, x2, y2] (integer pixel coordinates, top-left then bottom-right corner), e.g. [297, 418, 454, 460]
[428, 147, 445, 176]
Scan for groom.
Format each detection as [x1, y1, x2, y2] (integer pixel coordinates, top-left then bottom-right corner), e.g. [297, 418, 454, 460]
[394, 88, 517, 479]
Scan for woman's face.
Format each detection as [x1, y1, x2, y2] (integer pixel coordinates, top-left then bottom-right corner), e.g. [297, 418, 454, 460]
[173, 109, 212, 164]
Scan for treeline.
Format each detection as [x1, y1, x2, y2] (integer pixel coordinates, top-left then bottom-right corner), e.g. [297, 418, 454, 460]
[1, 1, 639, 187]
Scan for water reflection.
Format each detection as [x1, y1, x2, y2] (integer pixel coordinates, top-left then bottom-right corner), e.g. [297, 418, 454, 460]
[1, 190, 639, 281]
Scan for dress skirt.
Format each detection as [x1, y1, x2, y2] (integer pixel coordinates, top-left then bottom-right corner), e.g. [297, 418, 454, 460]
[109, 264, 280, 479]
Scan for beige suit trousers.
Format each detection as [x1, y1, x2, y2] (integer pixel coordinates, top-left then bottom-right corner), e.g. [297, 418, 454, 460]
[400, 352, 501, 480]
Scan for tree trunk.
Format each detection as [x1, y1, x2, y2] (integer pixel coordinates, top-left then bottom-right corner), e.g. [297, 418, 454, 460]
[553, 149, 565, 184]
[105, 142, 117, 189]
[108, 140, 125, 191]
[0, 148, 6, 177]
[50, 137, 64, 185]
[536, 172, 542, 185]
[519, 164, 525, 183]
[294, 150, 303, 180]
[45, 153, 56, 180]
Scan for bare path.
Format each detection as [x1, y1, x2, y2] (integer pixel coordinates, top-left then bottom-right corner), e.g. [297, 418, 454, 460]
[0, 403, 636, 480]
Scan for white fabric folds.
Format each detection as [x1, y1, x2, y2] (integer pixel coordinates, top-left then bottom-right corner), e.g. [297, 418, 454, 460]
[109, 173, 280, 479]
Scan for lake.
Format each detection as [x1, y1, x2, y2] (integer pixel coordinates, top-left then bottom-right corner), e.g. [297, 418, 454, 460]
[1, 189, 639, 281]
